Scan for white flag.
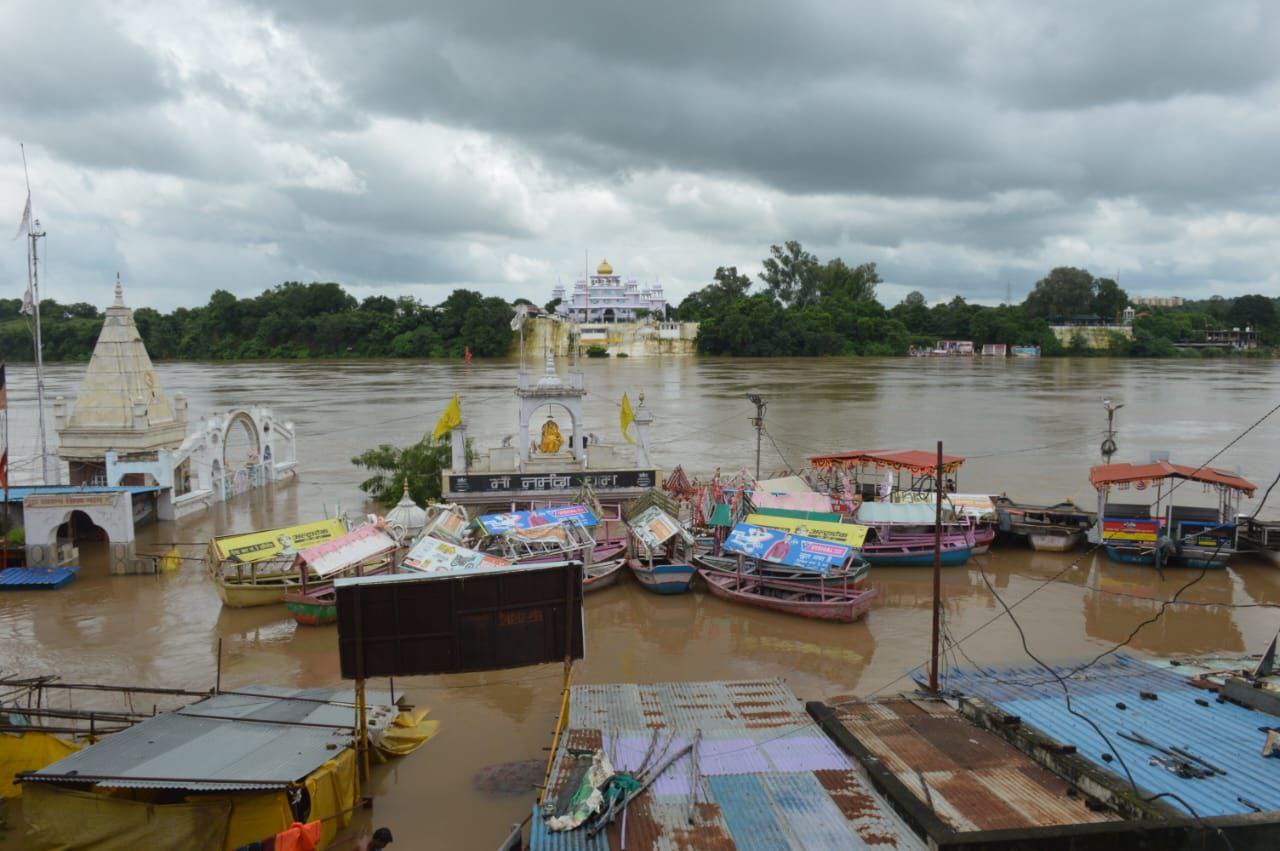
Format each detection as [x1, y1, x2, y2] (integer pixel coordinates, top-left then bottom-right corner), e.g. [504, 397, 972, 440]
[19, 283, 33, 316]
[12, 194, 30, 240]
[510, 304, 529, 331]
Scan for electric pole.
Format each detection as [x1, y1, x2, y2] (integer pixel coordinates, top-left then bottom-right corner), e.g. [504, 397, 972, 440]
[746, 392, 766, 480]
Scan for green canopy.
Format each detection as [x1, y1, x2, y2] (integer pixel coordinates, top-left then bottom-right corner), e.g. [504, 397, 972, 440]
[752, 506, 843, 524]
[708, 504, 734, 527]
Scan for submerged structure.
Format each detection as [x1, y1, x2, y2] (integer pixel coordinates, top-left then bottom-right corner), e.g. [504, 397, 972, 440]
[442, 347, 658, 509]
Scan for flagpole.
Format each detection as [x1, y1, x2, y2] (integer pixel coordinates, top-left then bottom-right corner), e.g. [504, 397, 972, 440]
[20, 145, 54, 486]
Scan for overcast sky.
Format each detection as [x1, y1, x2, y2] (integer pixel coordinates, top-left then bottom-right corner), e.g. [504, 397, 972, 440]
[2, 0, 1279, 312]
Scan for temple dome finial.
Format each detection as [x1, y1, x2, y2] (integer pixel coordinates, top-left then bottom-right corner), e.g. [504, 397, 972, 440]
[596, 258, 612, 275]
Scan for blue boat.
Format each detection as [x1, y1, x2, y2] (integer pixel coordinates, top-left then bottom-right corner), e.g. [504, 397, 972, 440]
[628, 559, 696, 594]
[1103, 544, 1155, 566]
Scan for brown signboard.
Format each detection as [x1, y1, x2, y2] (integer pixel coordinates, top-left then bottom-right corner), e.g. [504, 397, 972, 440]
[335, 562, 584, 679]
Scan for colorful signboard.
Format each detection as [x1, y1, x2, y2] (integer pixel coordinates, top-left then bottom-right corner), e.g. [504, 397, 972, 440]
[214, 518, 347, 563]
[1102, 518, 1164, 543]
[722, 522, 854, 574]
[446, 470, 657, 495]
[745, 513, 868, 548]
[627, 505, 685, 551]
[476, 505, 599, 536]
[401, 536, 512, 575]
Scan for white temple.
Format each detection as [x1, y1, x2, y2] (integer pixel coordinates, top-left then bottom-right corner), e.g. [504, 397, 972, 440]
[551, 259, 667, 323]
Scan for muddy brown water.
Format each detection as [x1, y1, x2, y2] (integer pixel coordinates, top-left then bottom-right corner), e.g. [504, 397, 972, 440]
[1, 357, 1278, 849]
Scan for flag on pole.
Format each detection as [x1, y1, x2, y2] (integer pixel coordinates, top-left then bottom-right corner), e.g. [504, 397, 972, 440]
[19, 284, 33, 316]
[619, 393, 639, 445]
[510, 304, 529, 331]
[0, 363, 6, 411]
[12, 194, 30, 240]
[432, 395, 463, 442]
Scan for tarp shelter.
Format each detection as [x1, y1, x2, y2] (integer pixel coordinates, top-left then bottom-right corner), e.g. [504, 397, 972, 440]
[21, 686, 404, 851]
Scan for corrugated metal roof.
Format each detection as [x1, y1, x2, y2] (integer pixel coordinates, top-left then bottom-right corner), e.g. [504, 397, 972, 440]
[827, 698, 1120, 833]
[0, 566, 78, 589]
[26, 686, 393, 792]
[949, 655, 1280, 817]
[533, 679, 923, 850]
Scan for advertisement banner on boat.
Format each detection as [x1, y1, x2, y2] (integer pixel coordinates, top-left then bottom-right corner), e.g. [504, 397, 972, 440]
[214, 517, 347, 563]
[745, 513, 869, 548]
[627, 506, 684, 551]
[402, 536, 512, 575]
[476, 505, 599, 536]
[723, 523, 853, 574]
[1102, 518, 1164, 543]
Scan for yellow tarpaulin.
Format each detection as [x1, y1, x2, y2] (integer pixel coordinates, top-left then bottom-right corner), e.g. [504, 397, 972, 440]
[375, 708, 441, 759]
[196, 789, 292, 851]
[213, 518, 347, 563]
[0, 731, 82, 798]
[305, 749, 357, 848]
[745, 513, 869, 548]
[24, 783, 231, 851]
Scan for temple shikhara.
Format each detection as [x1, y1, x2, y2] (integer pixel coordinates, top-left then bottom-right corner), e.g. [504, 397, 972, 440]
[551, 258, 667, 322]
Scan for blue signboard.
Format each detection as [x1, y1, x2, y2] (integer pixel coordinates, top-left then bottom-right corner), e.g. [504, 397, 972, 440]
[722, 522, 853, 574]
[476, 504, 599, 536]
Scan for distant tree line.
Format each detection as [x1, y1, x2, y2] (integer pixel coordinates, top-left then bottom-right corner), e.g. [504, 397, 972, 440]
[1, 254, 1275, 363]
[0, 284, 515, 361]
[677, 244, 1279, 358]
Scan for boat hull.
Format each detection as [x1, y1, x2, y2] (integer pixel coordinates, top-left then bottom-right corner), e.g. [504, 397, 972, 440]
[628, 560, 696, 595]
[1104, 545, 1156, 565]
[693, 554, 868, 586]
[863, 547, 971, 567]
[583, 559, 624, 592]
[1028, 530, 1084, 553]
[214, 576, 296, 608]
[284, 595, 337, 625]
[697, 569, 876, 622]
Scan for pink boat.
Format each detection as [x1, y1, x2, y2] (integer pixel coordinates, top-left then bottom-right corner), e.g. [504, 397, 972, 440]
[697, 569, 878, 623]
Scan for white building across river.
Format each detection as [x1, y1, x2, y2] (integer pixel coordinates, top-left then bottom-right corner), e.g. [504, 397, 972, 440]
[552, 259, 667, 322]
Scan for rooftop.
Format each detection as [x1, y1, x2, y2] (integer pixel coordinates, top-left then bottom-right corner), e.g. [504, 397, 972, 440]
[25, 685, 395, 792]
[530, 679, 922, 850]
[948, 655, 1280, 818]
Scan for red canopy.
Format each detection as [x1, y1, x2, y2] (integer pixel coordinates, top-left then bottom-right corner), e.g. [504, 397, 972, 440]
[808, 449, 966, 475]
[1089, 461, 1256, 496]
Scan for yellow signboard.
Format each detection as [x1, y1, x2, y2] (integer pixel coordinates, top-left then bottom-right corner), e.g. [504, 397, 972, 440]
[745, 513, 869, 548]
[213, 518, 348, 563]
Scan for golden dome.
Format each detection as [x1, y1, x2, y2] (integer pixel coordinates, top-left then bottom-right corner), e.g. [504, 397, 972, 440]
[596, 258, 613, 275]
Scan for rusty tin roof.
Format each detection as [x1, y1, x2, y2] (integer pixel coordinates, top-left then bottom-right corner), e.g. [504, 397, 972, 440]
[531, 679, 922, 850]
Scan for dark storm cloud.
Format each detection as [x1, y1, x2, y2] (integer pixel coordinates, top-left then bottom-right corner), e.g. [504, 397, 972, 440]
[2, 0, 1279, 309]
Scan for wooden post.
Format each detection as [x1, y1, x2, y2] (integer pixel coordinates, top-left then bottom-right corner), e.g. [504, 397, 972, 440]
[929, 441, 943, 693]
[215, 638, 222, 694]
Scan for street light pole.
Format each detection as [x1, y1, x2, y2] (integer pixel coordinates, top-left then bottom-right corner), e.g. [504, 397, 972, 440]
[745, 392, 766, 480]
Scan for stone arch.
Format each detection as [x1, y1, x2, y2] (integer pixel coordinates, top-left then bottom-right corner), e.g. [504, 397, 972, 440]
[518, 399, 584, 463]
[222, 410, 261, 470]
[23, 492, 136, 573]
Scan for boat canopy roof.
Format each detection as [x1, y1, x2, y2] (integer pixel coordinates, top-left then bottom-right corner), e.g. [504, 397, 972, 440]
[475, 504, 598, 536]
[855, 502, 940, 525]
[708, 503, 734, 527]
[212, 517, 347, 564]
[723, 522, 854, 574]
[809, 449, 965, 474]
[1089, 461, 1256, 496]
[753, 506, 843, 523]
[296, 523, 398, 578]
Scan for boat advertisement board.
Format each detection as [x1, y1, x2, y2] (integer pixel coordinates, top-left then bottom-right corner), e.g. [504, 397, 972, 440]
[299, 524, 399, 578]
[214, 517, 347, 563]
[402, 537, 512, 575]
[476, 505, 599, 536]
[745, 513, 868, 548]
[1102, 518, 1164, 543]
[627, 506, 684, 551]
[723, 523, 853, 574]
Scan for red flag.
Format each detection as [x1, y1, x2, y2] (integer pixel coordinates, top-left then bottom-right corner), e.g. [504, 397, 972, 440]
[0, 450, 8, 490]
[0, 362, 6, 411]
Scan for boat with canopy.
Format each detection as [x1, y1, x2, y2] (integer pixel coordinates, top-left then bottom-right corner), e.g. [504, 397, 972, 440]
[625, 505, 696, 594]
[1090, 460, 1257, 568]
[473, 505, 623, 590]
[283, 523, 400, 625]
[207, 517, 349, 608]
[852, 502, 974, 566]
[992, 495, 1096, 552]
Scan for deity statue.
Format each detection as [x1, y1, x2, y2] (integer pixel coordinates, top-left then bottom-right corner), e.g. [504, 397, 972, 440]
[539, 417, 564, 454]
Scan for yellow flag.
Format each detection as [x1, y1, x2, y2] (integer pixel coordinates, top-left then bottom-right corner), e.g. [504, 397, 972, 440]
[160, 545, 182, 572]
[433, 395, 463, 442]
[619, 393, 638, 445]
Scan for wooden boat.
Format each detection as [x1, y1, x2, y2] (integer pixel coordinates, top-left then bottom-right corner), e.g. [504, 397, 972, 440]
[861, 537, 972, 566]
[282, 524, 399, 626]
[1238, 518, 1280, 566]
[694, 552, 869, 586]
[208, 517, 348, 608]
[627, 558, 696, 594]
[698, 569, 878, 622]
[992, 496, 1095, 553]
[626, 504, 698, 595]
[853, 502, 975, 567]
[1091, 462, 1256, 569]
[583, 558, 625, 592]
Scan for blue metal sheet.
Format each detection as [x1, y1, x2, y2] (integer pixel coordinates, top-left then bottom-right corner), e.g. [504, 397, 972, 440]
[0, 566, 78, 589]
[526, 804, 610, 851]
[707, 774, 797, 849]
[950, 655, 1280, 817]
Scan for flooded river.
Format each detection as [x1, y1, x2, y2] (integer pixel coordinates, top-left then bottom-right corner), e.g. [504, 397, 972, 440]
[1, 356, 1278, 849]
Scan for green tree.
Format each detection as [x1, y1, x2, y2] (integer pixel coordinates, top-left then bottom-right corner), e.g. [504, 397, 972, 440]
[1229, 294, 1276, 330]
[677, 266, 752, 320]
[759, 241, 820, 307]
[1024, 267, 1096, 319]
[1091, 278, 1129, 322]
[352, 433, 465, 507]
[544, 297, 562, 314]
[818, 259, 879, 302]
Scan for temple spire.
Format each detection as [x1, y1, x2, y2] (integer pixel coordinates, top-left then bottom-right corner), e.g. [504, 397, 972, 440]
[113, 273, 124, 307]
